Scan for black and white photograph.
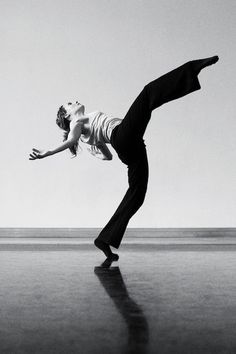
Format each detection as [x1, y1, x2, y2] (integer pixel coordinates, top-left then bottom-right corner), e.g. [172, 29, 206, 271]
[1, 0, 236, 353]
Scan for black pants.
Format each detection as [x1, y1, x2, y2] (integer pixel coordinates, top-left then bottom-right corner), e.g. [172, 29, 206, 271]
[96, 60, 201, 248]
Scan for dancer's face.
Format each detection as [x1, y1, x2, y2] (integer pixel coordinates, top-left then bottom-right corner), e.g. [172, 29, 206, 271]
[63, 101, 85, 117]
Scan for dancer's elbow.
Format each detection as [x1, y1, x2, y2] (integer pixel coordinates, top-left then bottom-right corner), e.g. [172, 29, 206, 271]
[68, 138, 79, 147]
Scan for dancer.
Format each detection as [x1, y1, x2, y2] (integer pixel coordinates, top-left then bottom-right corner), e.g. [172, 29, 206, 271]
[29, 56, 219, 267]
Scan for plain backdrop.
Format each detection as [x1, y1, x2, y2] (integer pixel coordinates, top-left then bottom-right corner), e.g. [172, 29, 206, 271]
[1, 0, 236, 227]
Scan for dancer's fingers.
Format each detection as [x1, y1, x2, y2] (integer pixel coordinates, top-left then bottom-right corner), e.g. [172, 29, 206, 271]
[29, 154, 36, 160]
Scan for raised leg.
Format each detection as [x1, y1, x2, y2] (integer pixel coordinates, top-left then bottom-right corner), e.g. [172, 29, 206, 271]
[113, 56, 218, 146]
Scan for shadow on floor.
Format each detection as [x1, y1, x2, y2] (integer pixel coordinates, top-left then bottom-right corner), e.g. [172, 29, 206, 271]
[94, 266, 149, 354]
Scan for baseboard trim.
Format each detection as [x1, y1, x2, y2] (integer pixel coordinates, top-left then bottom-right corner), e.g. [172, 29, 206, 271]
[0, 228, 236, 238]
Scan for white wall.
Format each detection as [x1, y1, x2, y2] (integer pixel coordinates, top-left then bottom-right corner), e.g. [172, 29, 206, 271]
[1, 0, 236, 227]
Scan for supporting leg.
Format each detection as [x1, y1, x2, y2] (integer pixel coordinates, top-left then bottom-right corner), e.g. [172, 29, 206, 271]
[95, 145, 149, 249]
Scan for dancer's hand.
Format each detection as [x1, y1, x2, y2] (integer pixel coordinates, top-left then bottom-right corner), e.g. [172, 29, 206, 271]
[29, 148, 51, 160]
[87, 146, 103, 159]
[89, 145, 102, 155]
[87, 145, 112, 160]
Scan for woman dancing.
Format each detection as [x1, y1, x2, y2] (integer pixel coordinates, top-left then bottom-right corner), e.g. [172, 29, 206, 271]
[29, 56, 219, 267]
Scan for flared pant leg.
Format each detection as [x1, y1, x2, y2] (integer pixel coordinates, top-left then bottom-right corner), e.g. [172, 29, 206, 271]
[96, 145, 149, 249]
[96, 60, 201, 248]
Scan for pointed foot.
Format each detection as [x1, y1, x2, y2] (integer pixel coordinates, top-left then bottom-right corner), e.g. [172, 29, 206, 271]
[94, 239, 112, 258]
[100, 253, 119, 268]
[192, 55, 219, 74]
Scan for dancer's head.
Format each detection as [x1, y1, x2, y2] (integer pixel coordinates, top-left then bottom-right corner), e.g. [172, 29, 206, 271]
[56, 101, 84, 157]
[56, 101, 85, 129]
[63, 101, 85, 118]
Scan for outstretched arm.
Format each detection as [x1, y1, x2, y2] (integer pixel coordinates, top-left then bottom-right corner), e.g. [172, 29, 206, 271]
[29, 122, 82, 160]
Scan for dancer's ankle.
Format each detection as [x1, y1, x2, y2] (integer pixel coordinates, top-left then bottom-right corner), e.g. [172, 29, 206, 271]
[94, 239, 112, 257]
[101, 253, 119, 268]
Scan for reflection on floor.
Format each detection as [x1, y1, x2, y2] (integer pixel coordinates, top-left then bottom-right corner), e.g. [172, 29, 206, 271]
[0, 241, 236, 353]
[94, 266, 149, 353]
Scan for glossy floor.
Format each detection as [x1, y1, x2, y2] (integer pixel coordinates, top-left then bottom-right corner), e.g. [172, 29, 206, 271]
[0, 243, 235, 353]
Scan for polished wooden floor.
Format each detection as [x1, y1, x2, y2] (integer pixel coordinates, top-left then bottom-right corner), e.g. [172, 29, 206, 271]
[0, 239, 236, 353]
